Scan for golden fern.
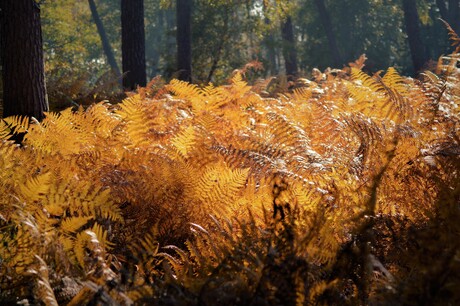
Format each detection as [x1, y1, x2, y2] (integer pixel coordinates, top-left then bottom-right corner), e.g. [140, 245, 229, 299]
[0, 120, 12, 140]
[194, 164, 250, 216]
[4, 115, 31, 135]
[170, 125, 196, 158]
[18, 172, 52, 204]
[116, 95, 154, 147]
[351, 67, 384, 93]
[1, 57, 459, 304]
[441, 18, 460, 54]
[381, 67, 408, 94]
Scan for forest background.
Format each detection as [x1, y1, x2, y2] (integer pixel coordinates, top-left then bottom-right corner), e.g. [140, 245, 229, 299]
[1, 0, 460, 305]
[1, 0, 458, 112]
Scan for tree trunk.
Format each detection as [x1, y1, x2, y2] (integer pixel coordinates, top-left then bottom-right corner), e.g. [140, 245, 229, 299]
[206, 6, 229, 83]
[121, 0, 147, 90]
[449, 0, 460, 33]
[313, 0, 342, 68]
[0, 0, 48, 120]
[265, 30, 278, 76]
[88, 0, 121, 77]
[281, 16, 298, 78]
[436, 0, 449, 21]
[436, 0, 460, 33]
[263, 2, 278, 76]
[176, 0, 192, 82]
[402, 0, 427, 73]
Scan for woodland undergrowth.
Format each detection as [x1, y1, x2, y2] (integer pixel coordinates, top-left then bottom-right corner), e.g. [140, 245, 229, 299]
[1, 49, 460, 305]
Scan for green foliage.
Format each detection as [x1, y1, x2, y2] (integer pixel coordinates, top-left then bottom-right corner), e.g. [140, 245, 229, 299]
[41, 0, 123, 110]
[33, 0, 457, 100]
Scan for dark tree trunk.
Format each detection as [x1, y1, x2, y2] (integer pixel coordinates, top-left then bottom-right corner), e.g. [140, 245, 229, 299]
[0, 0, 48, 120]
[121, 0, 147, 90]
[436, 0, 449, 21]
[176, 0, 192, 82]
[281, 16, 298, 78]
[402, 0, 427, 73]
[448, 0, 460, 33]
[313, 0, 342, 68]
[436, 0, 460, 33]
[150, 9, 165, 77]
[207, 7, 229, 83]
[265, 30, 278, 76]
[88, 0, 121, 77]
[263, 2, 278, 75]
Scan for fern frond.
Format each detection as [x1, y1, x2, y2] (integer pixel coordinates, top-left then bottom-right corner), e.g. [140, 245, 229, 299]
[0, 120, 12, 140]
[4, 115, 30, 135]
[168, 79, 202, 99]
[171, 126, 196, 158]
[266, 112, 317, 160]
[60, 216, 92, 234]
[194, 165, 250, 215]
[292, 87, 313, 101]
[74, 231, 91, 268]
[89, 223, 113, 251]
[343, 114, 384, 174]
[351, 68, 384, 92]
[231, 72, 251, 96]
[377, 87, 410, 124]
[167, 79, 208, 112]
[84, 102, 121, 138]
[382, 67, 408, 94]
[200, 83, 231, 110]
[116, 95, 152, 147]
[19, 172, 52, 204]
[441, 18, 460, 53]
[27, 255, 59, 306]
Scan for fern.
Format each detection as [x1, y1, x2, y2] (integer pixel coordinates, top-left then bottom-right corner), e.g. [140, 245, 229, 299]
[19, 172, 52, 204]
[171, 125, 196, 158]
[1, 54, 460, 304]
[381, 67, 408, 94]
[26, 255, 59, 306]
[441, 18, 460, 54]
[4, 115, 31, 135]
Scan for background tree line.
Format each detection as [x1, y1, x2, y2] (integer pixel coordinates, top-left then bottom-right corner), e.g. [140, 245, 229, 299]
[0, 0, 459, 119]
[38, 0, 457, 79]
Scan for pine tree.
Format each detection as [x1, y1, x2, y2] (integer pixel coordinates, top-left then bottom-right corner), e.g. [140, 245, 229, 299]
[121, 0, 147, 90]
[0, 0, 48, 120]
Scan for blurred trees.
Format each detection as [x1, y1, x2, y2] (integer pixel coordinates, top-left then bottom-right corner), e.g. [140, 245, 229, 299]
[403, 0, 429, 72]
[1, 0, 457, 112]
[281, 14, 298, 78]
[313, 0, 341, 68]
[436, 0, 460, 33]
[88, 0, 120, 76]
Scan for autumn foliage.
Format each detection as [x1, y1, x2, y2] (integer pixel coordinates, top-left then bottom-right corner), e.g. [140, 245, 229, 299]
[0, 53, 459, 304]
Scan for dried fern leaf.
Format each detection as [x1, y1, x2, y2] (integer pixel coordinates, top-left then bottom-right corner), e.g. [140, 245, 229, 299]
[19, 172, 52, 204]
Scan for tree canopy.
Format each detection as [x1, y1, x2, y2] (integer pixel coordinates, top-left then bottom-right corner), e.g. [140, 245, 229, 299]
[37, 0, 456, 89]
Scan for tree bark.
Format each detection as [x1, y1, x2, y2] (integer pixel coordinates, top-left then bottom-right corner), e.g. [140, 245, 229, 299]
[88, 0, 121, 77]
[0, 0, 48, 120]
[313, 0, 342, 68]
[281, 16, 298, 78]
[121, 0, 147, 89]
[176, 0, 192, 82]
[402, 0, 427, 73]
